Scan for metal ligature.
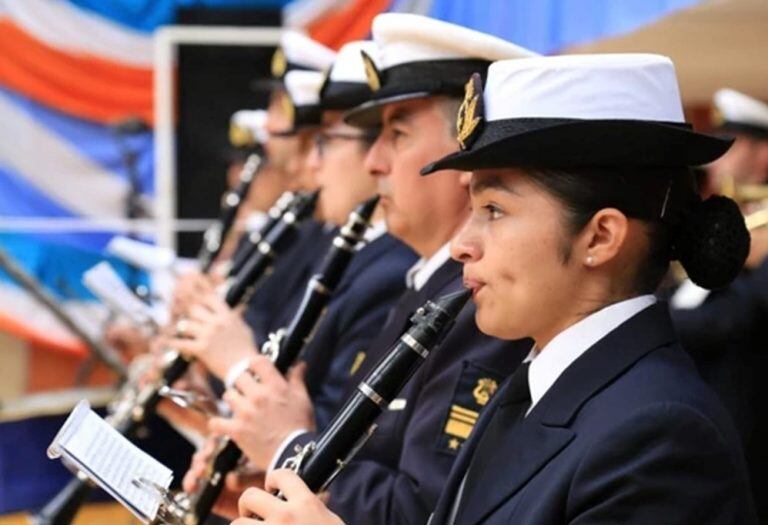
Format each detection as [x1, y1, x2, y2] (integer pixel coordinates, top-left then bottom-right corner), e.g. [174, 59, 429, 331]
[288, 289, 471, 493]
[198, 153, 263, 272]
[155, 195, 379, 525]
[32, 190, 318, 525]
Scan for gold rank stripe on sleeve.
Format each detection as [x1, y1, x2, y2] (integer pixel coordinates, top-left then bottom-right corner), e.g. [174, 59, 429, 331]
[444, 404, 480, 439]
[349, 351, 366, 376]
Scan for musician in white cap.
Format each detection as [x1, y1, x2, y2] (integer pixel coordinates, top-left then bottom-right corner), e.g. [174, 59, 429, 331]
[235, 12, 536, 525]
[167, 68, 328, 384]
[261, 31, 336, 195]
[709, 88, 768, 188]
[234, 54, 756, 525]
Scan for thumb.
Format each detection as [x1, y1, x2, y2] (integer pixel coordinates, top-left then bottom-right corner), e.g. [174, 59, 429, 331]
[287, 361, 308, 386]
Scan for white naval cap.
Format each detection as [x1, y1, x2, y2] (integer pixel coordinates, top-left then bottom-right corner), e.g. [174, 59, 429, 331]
[422, 53, 732, 173]
[321, 40, 379, 110]
[230, 109, 269, 147]
[346, 13, 537, 126]
[283, 69, 325, 129]
[373, 13, 537, 69]
[713, 88, 768, 138]
[272, 30, 336, 79]
[483, 54, 685, 124]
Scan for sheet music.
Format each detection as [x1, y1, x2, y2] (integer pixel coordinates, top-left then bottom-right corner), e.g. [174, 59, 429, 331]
[83, 261, 156, 326]
[107, 236, 176, 272]
[48, 400, 173, 522]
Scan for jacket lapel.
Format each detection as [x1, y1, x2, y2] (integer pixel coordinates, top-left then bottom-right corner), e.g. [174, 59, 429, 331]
[463, 303, 677, 525]
[428, 377, 506, 524]
[334, 233, 396, 295]
[422, 259, 463, 300]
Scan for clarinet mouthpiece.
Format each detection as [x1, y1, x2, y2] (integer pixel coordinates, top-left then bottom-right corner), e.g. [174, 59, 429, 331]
[358, 195, 381, 218]
[306, 189, 321, 207]
[433, 289, 472, 319]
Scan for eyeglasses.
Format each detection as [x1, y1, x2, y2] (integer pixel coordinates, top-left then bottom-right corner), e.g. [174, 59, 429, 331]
[313, 131, 378, 157]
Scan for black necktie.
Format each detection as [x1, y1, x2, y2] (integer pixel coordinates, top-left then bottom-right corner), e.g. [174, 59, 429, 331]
[454, 362, 531, 522]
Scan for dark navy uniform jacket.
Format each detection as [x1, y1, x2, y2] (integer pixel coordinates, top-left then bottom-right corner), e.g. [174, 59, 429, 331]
[243, 220, 334, 343]
[276, 259, 530, 524]
[295, 232, 417, 429]
[671, 261, 768, 522]
[430, 303, 756, 525]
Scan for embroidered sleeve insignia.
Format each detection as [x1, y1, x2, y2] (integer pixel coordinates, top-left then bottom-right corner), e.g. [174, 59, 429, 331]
[437, 362, 503, 455]
[472, 377, 499, 406]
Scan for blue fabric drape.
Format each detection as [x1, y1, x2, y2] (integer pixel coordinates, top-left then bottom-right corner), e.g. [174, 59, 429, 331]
[425, 0, 702, 54]
[65, 0, 293, 32]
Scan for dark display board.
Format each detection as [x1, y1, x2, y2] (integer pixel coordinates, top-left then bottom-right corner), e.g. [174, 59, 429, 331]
[175, 8, 281, 256]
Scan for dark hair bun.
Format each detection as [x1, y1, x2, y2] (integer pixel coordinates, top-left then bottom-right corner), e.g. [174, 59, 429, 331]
[675, 195, 750, 289]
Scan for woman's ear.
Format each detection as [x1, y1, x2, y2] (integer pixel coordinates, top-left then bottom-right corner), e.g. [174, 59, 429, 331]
[458, 171, 472, 188]
[579, 208, 629, 268]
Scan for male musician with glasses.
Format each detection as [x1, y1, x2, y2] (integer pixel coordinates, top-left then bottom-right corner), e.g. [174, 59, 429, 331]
[176, 43, 418, 519]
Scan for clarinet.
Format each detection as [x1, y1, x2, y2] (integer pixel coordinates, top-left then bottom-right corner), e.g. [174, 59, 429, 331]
[179, 195, 379, 525]
[227, 190, 296, 278]
[198, 152, 263, 272]
[31, 191, 318, 525]
[133, 189, 320, 429]
[291, 289, 470, 493]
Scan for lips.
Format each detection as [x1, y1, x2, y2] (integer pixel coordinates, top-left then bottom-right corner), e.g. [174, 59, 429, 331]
[463, 276, 486, 300]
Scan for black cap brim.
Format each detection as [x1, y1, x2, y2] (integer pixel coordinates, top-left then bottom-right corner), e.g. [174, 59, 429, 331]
[344, 91, 432, 128]
[421, 119, 734, 175]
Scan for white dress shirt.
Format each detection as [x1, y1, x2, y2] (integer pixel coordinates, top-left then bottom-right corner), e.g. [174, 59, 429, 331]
[405, 243, 452, 291]
[525, 294, 657, 413]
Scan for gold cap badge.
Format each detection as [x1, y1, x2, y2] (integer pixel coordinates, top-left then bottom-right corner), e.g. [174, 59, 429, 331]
[456, 73, 484, 150]
[361, 50, 381, 92]
[271, 46, 287, 78]
[281, 92, 296, 129]
[711, 105, 725, 128]
[229, 123, 254, 148]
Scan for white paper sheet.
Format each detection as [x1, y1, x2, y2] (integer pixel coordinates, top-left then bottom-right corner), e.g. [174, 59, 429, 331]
[82, 261, 156, 326]
[107, 236, 176, 272]
[48, 400, 173, 522]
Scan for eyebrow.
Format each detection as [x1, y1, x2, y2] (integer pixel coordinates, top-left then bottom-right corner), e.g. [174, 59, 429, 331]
[470, 173, 520, 196]
[384, 106, 414, 127]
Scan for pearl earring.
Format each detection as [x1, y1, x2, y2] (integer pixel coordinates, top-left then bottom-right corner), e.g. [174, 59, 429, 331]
[586, 255, 595, 266]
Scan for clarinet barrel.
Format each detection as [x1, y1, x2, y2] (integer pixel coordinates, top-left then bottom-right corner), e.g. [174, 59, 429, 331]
[298, 289, 471, 492]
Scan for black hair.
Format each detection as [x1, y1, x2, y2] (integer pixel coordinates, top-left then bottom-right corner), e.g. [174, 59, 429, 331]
[523, 166, 750, 292]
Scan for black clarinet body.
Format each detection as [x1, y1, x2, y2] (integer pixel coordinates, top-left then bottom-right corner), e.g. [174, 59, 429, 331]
[198, 153, 262, 272]
[227, 190, 296, 277]
[224, 190, 319, 306]
[271, 195, 379, 371]
[296, 289, 471, 493]
[188, 195, 379, 525]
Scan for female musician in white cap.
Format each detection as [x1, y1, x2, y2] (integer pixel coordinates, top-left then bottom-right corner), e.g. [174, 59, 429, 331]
[233, 54, 756, 525]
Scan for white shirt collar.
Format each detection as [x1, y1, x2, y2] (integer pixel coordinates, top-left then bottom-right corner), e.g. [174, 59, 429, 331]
[405, 243, 452, 291]
[526, 294, 657, 412]
[361, 219, 387, 247]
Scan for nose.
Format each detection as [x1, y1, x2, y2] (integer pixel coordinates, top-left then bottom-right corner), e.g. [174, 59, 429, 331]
[364, 131, 389, 179]
[305, 139, 322, 173]
[450, 214, 482, 264]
